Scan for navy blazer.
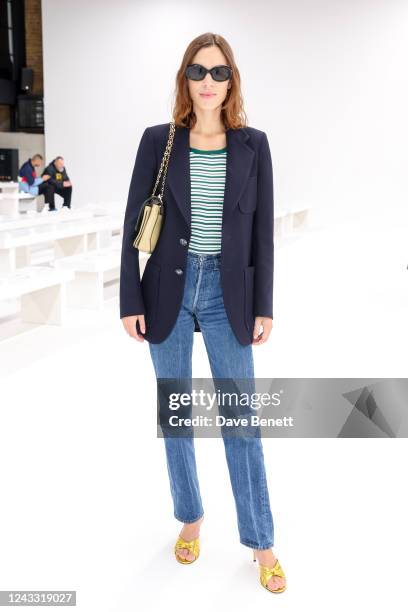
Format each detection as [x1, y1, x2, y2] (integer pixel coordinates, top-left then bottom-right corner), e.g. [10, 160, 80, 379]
[120, 122, 274, 346]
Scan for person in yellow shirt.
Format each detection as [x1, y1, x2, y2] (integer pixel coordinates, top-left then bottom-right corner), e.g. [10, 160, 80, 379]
[41, 156, 72, 211]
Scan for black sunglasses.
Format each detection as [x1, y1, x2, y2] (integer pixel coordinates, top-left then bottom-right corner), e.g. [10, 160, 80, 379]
[185, 64, 232, 82]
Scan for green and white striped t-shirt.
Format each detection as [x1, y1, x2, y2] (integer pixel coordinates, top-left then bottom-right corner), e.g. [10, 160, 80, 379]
[188, 146, 227, 254]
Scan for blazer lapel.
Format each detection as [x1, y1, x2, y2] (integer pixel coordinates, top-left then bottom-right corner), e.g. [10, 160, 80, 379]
[166, 125, 255, 230]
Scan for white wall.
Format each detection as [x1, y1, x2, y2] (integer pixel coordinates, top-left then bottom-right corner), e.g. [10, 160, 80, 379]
[41, 0, 408, 221]
[0, 133, 45, 169]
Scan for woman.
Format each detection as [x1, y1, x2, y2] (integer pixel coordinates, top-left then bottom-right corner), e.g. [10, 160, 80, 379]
[120, 32, 286, 594]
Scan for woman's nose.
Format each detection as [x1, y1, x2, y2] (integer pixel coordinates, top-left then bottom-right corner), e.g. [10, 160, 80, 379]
[203, 72, 213, 85]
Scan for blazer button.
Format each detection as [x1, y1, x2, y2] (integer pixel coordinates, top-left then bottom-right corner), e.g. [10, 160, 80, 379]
[179, 238, 187, 246]
[175, 268, 183, 275]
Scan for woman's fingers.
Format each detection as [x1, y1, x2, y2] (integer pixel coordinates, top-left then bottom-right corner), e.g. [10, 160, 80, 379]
[252, 317, 273, 344]
[122, 315, 146, 341]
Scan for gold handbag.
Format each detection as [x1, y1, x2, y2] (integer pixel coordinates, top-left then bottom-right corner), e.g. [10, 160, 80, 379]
[133, 121, 176, 253]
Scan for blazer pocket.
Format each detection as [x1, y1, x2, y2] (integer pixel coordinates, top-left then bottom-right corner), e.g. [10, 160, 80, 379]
[141, 259, 160, 327]
[238, 176, 257, 213]
[243, 265, 255, 332]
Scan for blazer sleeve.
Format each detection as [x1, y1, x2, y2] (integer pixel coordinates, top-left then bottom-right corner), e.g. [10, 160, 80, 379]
[119, 127, 156, 318]
[253, 131, 274, 319]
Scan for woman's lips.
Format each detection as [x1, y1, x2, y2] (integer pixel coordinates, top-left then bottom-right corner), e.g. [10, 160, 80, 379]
[200, 93, 216, 98]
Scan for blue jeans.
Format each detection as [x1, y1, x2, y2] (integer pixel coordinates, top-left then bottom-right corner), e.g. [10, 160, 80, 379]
[148, 251, 274, 549]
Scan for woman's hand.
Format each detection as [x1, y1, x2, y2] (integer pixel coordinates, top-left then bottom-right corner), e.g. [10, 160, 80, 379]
[252, 316, 273, 345]
[122, 315, 146, 342]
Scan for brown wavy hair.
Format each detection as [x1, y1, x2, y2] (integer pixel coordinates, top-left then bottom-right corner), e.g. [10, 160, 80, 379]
[172, 33, 248, 130]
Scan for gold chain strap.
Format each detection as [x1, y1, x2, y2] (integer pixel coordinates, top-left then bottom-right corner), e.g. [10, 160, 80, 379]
[152, 120, 176, 201]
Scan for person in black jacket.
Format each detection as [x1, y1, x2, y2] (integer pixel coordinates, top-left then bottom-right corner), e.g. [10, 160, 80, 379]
[120, 33, 286, 595]
[41, 156, 73, 210]
[18, 154, 55, 209]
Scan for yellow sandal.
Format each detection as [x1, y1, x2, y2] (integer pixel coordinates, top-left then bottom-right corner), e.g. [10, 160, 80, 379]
[174, 535, 200, 564]
[253, 550, 287, 593]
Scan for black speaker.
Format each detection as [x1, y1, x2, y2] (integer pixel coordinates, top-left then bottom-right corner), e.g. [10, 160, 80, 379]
[0, 148, 19, 182]
[21, 67, 34, 93]
[17, 94, 44, 130]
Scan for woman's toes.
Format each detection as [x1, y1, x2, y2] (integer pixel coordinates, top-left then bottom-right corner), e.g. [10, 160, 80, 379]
[177, 547, 195, 561]
[267, 576, 285, 591]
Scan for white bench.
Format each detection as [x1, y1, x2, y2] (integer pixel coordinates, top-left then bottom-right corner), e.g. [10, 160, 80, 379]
[17, 192, 46, 213]
[53, 245, 122, 310]
[0, 207, 94, 229]
[274, 205, 311, 237]
[0, 265, 75, 325]
[287, 204, 310, 230]
[0, 181, 45, 215]
[0, 214, 123, 274]
[0, 183, 20, 218]
[0, 181, 36, 217]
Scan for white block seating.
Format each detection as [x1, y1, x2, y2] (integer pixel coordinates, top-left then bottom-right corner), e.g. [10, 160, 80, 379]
[0, 203, 124, 328]
[0, 183, 20, 218]
[0, 181, 44, 216]
[275, 205, 311, 238]
[286, 204, 310, 231]
[0, 213, 123, 274]
[0, 265, 75, 325]
[53, 245, 122, 310]
[0, 194, 310, 332]
[17, 192, 46, 213]
[0, 208, 94, 229]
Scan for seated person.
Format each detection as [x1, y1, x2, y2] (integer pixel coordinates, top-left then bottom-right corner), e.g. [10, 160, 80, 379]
[41, 156, 73, 211]
[18, 154, 54, 209]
